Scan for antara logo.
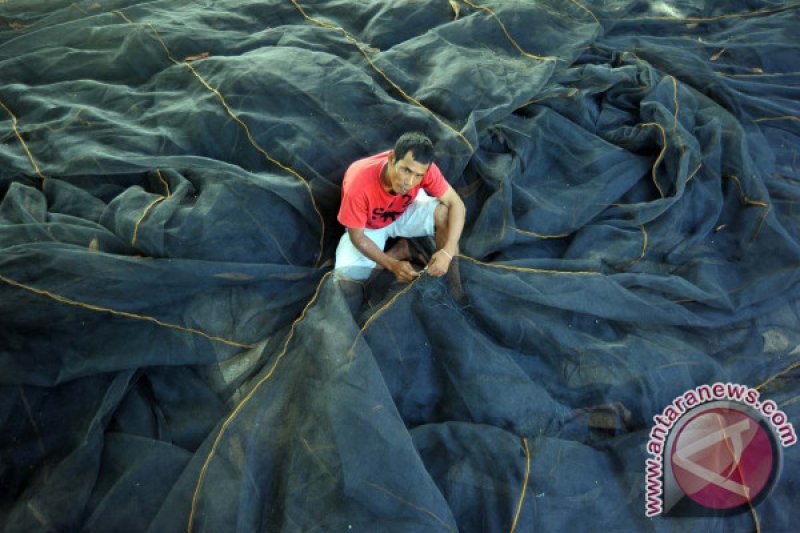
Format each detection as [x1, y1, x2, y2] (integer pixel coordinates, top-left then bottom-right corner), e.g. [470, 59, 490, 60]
[644, 383, 795, 518]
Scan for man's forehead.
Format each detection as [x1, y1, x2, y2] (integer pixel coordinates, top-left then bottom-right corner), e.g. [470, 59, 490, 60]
[398, 151, 430, 173]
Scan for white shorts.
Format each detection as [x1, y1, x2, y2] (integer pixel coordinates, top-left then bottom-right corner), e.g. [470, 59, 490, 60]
[335, 191, 439, 280]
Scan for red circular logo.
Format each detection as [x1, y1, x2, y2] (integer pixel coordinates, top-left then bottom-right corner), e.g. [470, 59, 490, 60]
[670, 407, 775, 510]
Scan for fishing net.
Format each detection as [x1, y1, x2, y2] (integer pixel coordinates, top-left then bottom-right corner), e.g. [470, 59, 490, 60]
[1, 0, 799, 531]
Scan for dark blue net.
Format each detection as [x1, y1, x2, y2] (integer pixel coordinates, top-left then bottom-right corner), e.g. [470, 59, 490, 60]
[2, 1, 799, 531]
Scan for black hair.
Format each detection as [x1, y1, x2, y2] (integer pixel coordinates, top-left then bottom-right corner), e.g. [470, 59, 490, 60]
[393, 132, 434, 165]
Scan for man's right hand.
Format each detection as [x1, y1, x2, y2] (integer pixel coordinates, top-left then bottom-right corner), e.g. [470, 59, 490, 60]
[390, 260, 420, 283]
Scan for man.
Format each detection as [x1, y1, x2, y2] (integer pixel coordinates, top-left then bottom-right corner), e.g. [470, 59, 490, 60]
[335, 132, 465, 282]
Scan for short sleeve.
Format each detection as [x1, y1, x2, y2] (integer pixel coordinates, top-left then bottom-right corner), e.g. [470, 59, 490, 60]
[422, 162, 449, 198]
[337, 189, 368, 228]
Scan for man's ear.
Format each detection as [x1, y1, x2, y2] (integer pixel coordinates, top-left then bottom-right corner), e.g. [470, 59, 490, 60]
[387, 150, 395, 164]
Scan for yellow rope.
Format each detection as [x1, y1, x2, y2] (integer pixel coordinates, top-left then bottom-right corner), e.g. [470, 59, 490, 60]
[568, 0, 601, 26]
[0, 272, 254, 349]
[131, 196, 166, 248]
[289, 0, 474, 153]
[716, 413, 761, 533]
[517, 88, 579, 109]
[461, 0, 556, 62]
[0, 99, 47, 180]
[754, 115, 800, 123]
[621, 224, 648, 270]
[459, 254, 599, 275]
[510, 437, 531, 533]
[188, 271, 332, 533]
[686, 163, 702, 183]
[156, 168, 171, 195]
[749, 497, 763, 533]
[111, 9, 134, 24]
[512, 227, 571, 239]
[640, 122, 668, 198]
[755, 360, 800, 392]
[346, 274, 422, 361]
[132, 170, 172, 249]
[113, 11, 326, 267]
[724, 175, 769, 208]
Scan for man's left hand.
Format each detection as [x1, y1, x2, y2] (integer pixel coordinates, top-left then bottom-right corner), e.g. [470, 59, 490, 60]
[427, 249, 454, 277]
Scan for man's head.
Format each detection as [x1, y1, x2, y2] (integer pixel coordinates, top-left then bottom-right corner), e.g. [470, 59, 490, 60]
[384, 132, 435, 195]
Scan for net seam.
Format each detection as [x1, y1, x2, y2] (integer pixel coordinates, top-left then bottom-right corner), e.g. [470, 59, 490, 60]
[188, 271, 332, 532]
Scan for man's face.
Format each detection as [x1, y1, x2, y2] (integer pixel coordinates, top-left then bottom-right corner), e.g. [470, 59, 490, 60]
[386, 150, 430, 195]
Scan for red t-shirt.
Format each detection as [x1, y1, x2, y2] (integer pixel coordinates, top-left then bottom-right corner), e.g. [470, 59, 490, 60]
[338, 151, 450, 230]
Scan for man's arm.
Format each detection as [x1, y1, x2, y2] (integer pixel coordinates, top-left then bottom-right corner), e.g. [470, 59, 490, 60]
[427, 186, 466, 277]
[347, 227, 420, 282]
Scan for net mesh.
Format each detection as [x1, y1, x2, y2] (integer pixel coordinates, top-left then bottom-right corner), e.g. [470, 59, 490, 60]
[1, 0, 799, 531]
